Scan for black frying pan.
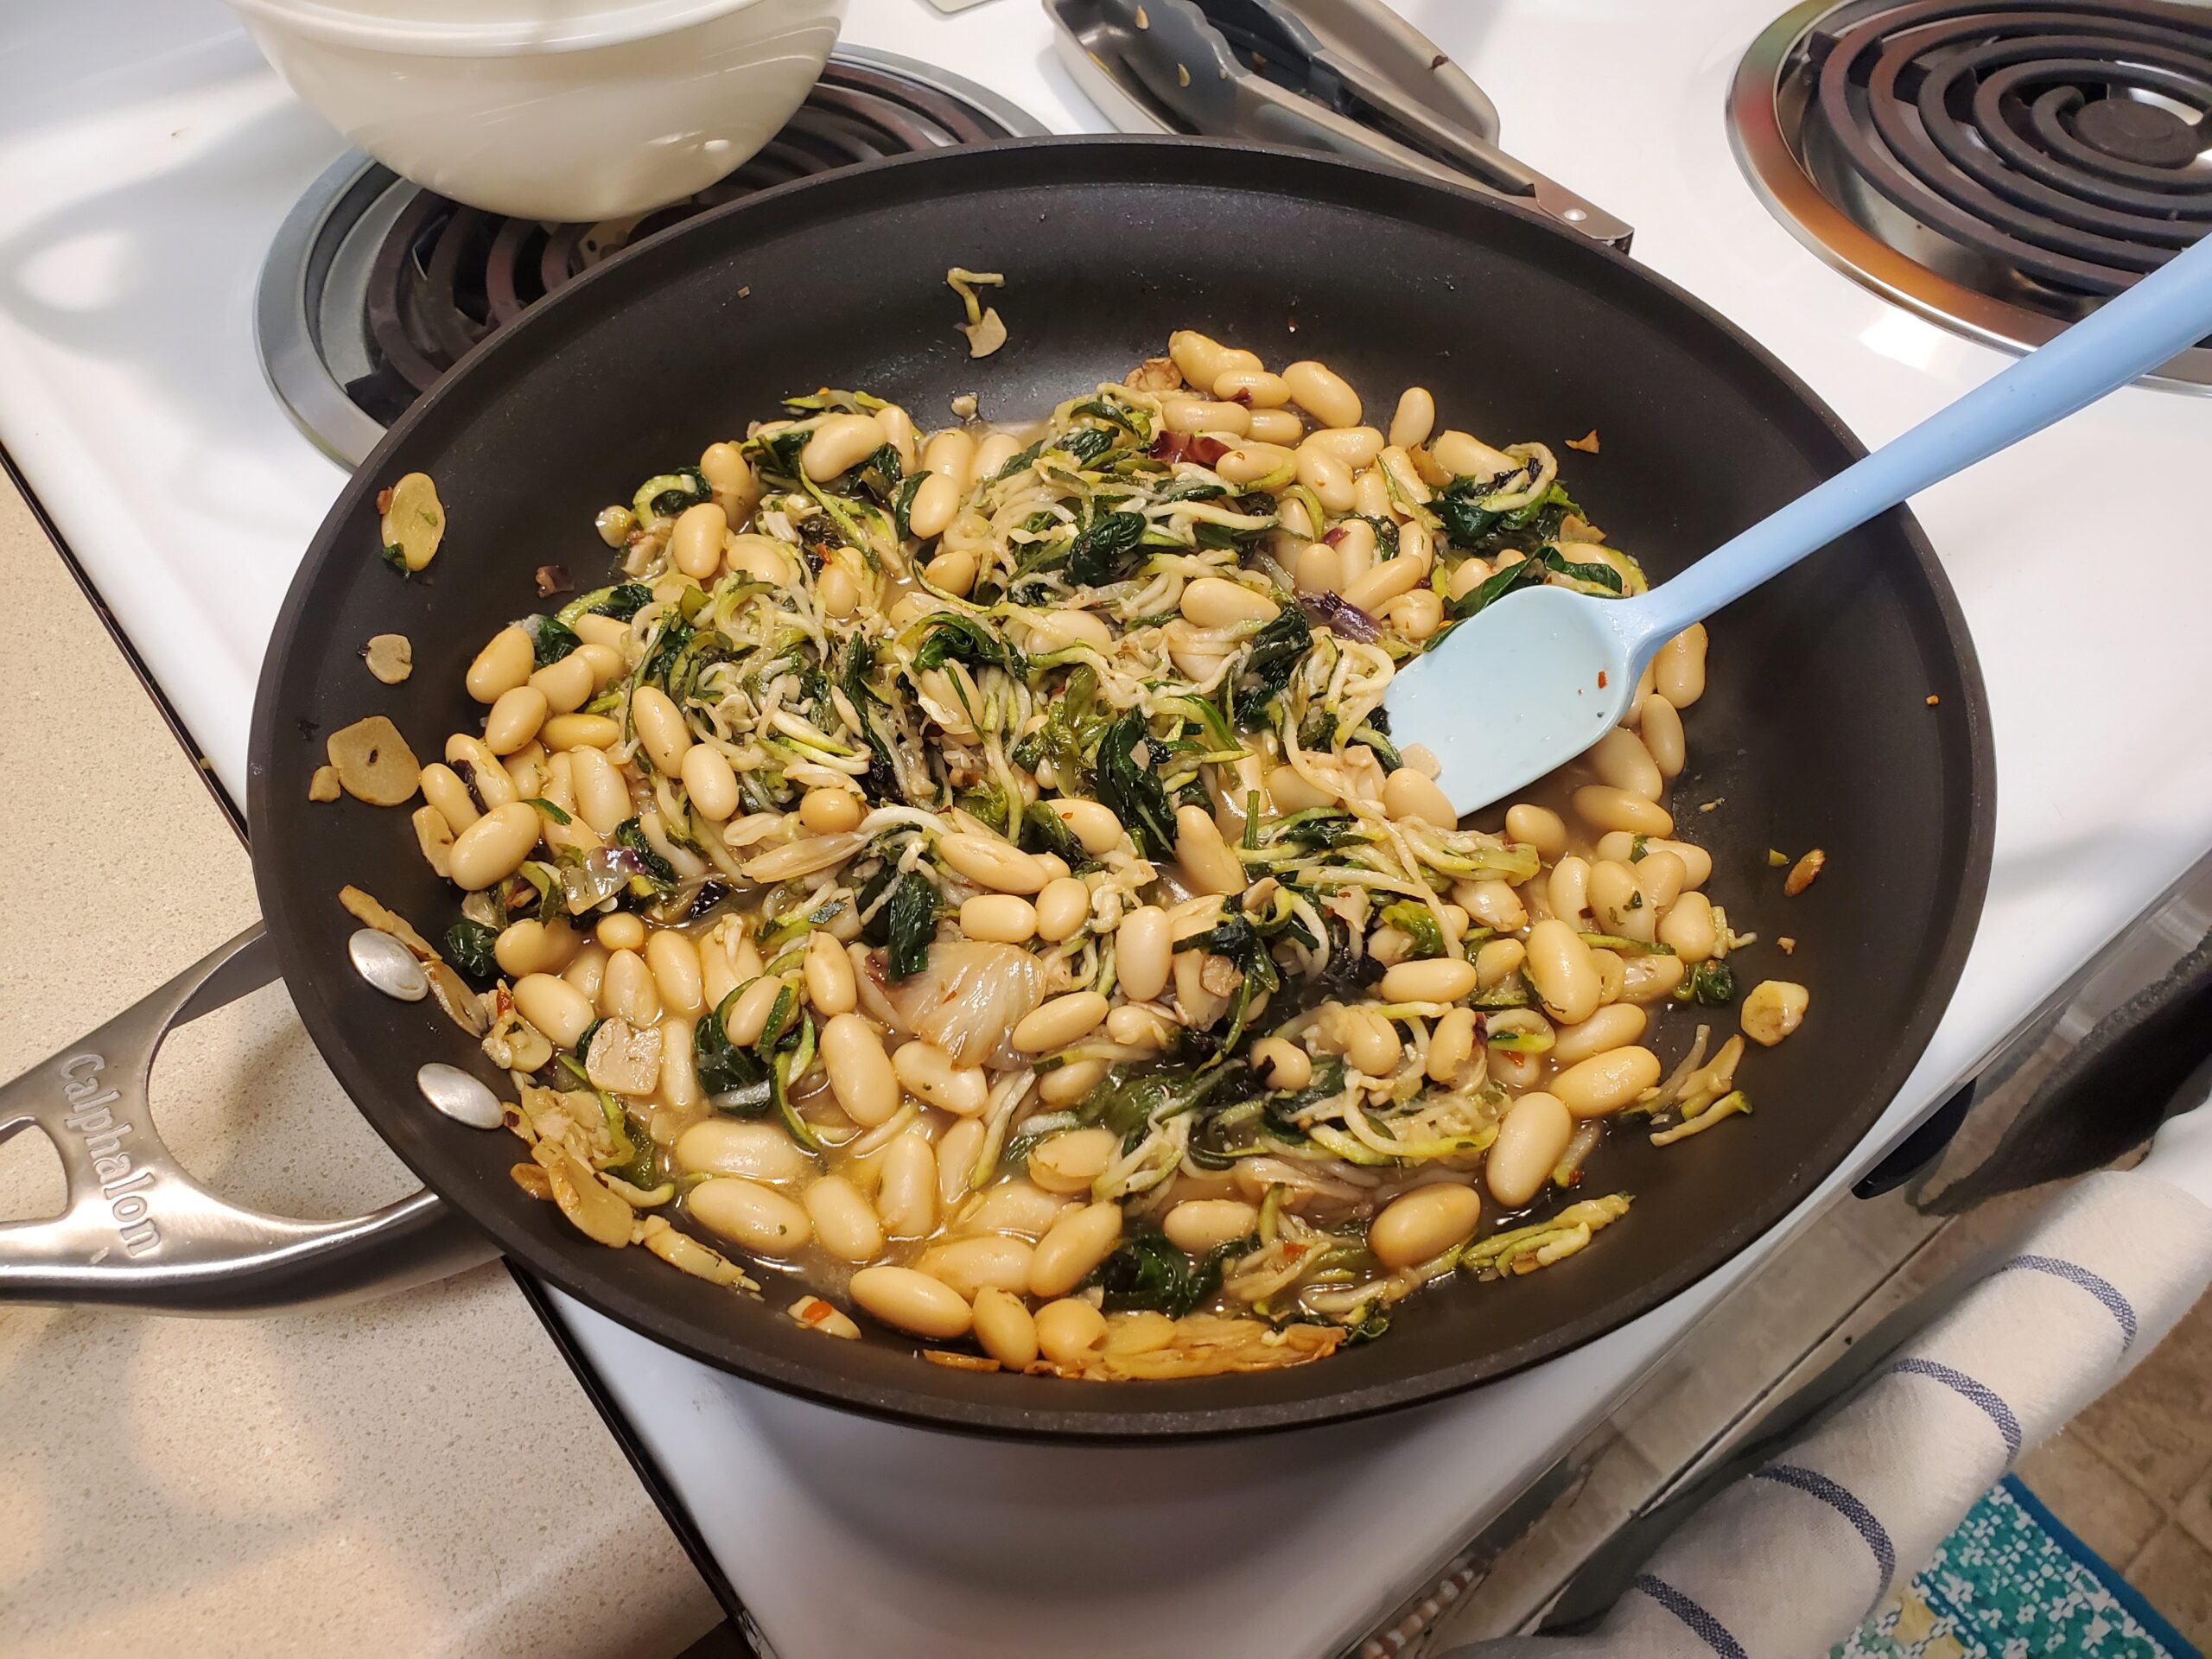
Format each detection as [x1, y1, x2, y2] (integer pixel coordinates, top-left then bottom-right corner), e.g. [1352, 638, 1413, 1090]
[249, 138, 1993, 1439]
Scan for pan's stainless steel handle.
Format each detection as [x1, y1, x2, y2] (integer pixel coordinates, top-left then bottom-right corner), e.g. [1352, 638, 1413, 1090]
[0, 926, 495, 1312]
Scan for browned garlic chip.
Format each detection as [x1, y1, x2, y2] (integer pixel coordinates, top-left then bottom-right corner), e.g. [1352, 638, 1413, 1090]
[411, 805, 454, 879]
[378, 471, 445, 572]
[361, 632, 413, 683]
[327, 715, 420, 806]
[308, 765, 342, 803]
[337, 885, 488, 1037]
[533, 1141, 634, 1248]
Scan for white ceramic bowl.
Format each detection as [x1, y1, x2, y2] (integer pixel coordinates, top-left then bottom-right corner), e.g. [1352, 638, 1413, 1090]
[231, 0, 849, 221]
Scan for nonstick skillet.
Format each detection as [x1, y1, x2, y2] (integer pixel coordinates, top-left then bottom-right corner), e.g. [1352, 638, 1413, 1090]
[0, 138, 1993, 1439]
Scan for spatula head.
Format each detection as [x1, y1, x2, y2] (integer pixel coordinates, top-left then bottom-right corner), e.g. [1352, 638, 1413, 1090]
[1384, 585, 1641, 817]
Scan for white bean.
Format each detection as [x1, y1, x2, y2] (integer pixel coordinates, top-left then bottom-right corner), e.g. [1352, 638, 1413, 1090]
[671, 501, 728, 580]
[1013, 992, 1109, 1056]
[1180, 576, 1278, 628]
[1549, 1002, 1647, 1067]
[822, 1013, 900, 1126]
[1282, 359, 1360, 429]
[1027, 1126, 1120, 1194]
[1369, 1184, 1481, 1268]
[892, 1039, 988, 1116]
[1117, 906, 1173, 1001]
[1175, 805, 1245, 896]
[1589, 727, 1663, 802]
[631, 686, 692, 773]
[681, 745, 739, 822]
[920, 1236, 1035, 1300]
[466, 626, 533, 703]
[675, 1119, 811, 1182]
[1382, 767, 1457, 827]
[972, 1287, 1038, 1367]
[1505, 803, 1568, 861]
[938, 831, 1047, 894]
[1552, 1046, 1662, 1118]
[1380, 957, 1478, 1005]
[1655, 623, 1709, 708]
[1524, 918, 1602, 1026]
[1486, 1092, 1572, 1208]
[959, 893, 1038, 943]
[1033, 1298, 1108, 1368]
[1028, 1201, 1123, 1299]
[690, 1178, 812, 1256]
[804, 928, 857, 1016]
[849, 1265, 970, 1338]
[1573, 785, 1673, 837]
[645, 930, 704, 1015]
[875, 1132, 938, 1237]
[1162, 1198, 1259, 1254]
[482, 686, 547, 756]
[513, 972, 594, 1048]
[1388, 387, 1435, 449]
[448, 801, 540, 890]
[804, 1176, 885, 1263]
[801, 412, 887, 482]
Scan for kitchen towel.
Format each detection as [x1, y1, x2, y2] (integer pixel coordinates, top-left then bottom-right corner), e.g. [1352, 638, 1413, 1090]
[1441, 1094, 2212, 1659]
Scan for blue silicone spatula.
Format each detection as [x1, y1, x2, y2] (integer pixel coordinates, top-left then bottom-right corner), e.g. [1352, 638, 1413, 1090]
[1387, 231, 2212, 817]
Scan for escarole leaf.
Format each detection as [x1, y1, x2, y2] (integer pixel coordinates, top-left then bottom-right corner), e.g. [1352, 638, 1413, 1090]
[857, 854, 941, 982]
[609, 817, 677, 899]
[1377, 900, 1446, 959]
[1445, 555, 1550, 622]
[519, 613, 581, 667]
[1433, 477, 1509, 550]
[837, 634, 905, 804]
[633, 467, 710, 521]
[1230, 603, 1312, 729]
[912, 612, 1027, 678]
[1020, 801, 1098, 873]
[1084, 1226, 1246, 1317]
[1172, 913, 1279, 1058]
[555, 580, 653, 626]
[1541, 547, 1624, 594]
[442, 919, 499, 981]
[696, 988, 772, 1107]
[1058, 424, 1117, 467]
[1674, 958, 1738, 1006]
[1092, 714, 1178, 860]
[1068, 509, 1147, 588]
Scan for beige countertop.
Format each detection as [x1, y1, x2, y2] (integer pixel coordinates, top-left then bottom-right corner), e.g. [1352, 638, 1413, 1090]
[0, 474, 720, 1656]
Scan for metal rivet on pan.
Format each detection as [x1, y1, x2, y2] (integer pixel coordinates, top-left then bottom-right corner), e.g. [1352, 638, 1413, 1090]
[349, 928, 428, 1001]
[416, 1064, 505, 1130]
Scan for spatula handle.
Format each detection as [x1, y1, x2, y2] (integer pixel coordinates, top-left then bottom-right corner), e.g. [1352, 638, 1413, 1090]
[1627, 231, 2212, 645]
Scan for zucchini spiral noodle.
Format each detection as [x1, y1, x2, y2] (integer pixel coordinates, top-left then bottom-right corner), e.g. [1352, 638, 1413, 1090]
[367, 328, 1811, 1381]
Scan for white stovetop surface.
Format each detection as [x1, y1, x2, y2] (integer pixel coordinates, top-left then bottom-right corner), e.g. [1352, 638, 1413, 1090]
[4, 2, 2212, 1655]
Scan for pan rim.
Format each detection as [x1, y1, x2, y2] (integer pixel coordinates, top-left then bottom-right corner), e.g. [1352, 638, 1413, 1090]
[249, 134, 1996, 1440]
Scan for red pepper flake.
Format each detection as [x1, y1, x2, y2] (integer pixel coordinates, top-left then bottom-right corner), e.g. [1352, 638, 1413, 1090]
[1597, 670, 1609, 689]
[1323, 524, 1350, 546]
[1186, 434, 1230, 467]
[1228, 387, 1252, 405]
[374, 486, 394, 514]
[1149, 429, 1187, 462]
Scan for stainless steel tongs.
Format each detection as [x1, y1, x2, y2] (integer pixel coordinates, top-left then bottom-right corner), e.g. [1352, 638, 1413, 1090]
[1046, 0, 1632, 247]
